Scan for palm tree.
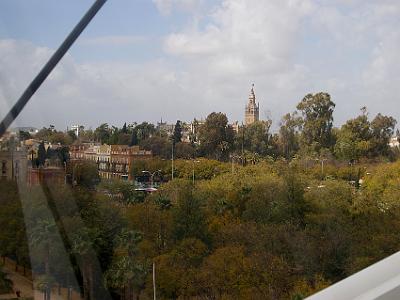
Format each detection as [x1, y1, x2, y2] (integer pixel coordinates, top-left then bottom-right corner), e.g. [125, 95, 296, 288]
[70, 224, 113, 300]
[70, 227, 96, 300]
[30, 219, 57, 300]
[105, 230, 146, 300]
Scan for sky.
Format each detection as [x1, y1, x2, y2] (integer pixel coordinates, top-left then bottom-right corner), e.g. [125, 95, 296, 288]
[0, 0, 400, 131]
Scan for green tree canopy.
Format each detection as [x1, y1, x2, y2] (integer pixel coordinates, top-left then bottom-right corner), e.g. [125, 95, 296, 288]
[198, 112, 234, 161]
[297, 92, 336, 153]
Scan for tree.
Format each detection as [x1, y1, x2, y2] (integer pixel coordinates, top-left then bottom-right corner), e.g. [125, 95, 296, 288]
[278, 113, 300, 159]
[94, 123, 111, 144]
[35, 127, 53, 141]
[58, 146, 70, 164]
[174, 142, 195, 159]
[136, 122, 156, 143]
[67, 130, 77, 141]
[0, 181, 30, 274]
[140, 136, 172, 158]
[173, 120, 183, 144]
[172, 184, 208, 243]
[129, 129, 139, 146]
[30, 219, 58, 300]
[38, 141, 47, 166]
[18, 130, 31, 141]
[68, 162, 100, 189]
[69, 226, 98, 300]
[334, 109, 397, 160]
[297, 93, 336, 153]
[334, 110, 371, 161]
[79, 128, 95, 142]
[198, 112, 234, 161]
[370, 113, 396, 157]
[108, 126, 120, 145]
[236, 120, 272, 156]
[151, 238, 207, 299]
[121, 122, 128, 134]
[105, 230, 147, 300]
[63, 189, 124, 300]
[198, 246, 249, 298]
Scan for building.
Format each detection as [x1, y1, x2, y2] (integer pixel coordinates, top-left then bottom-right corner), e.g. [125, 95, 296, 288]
[110, 145, 152, 180]
[157, 120, 175, 136]
[69, 144, 152, 181]
[230, 121, 240, 133]
[27, 166, 65, 186]
[244, 84, 260, 125]
[389, 137, 399, 148]
[97, 145, 111, 179]
[70, 125, 83, 137]
[157, 119, 206, 144]
[12, 127, 39, 135]
[0, 148, 28, 183]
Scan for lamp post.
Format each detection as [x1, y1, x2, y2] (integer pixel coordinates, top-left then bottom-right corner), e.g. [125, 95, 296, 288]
[142, 170, 162, 187]
[153, 261, 156, 300]
[191, 159, 200, 185]
[315, 158, 328, 180]
[171, 142, 174, 180]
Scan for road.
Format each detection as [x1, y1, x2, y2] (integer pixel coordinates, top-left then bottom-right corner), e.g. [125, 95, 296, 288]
[0, 267, 67, 300]
[0, 266, 34, 299]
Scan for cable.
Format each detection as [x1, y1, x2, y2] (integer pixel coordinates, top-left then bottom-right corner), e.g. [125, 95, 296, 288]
[0, 0, 108, 138]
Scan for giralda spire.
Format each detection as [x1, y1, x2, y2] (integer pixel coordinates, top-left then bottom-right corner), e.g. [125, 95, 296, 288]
[244, 84, 260, 125]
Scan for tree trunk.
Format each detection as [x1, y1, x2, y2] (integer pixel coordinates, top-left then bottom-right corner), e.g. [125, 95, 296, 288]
[89, 264, 94, 300]
[82, 265, 89, 300]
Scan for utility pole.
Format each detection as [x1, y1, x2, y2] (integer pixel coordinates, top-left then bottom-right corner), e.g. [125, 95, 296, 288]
[241, 122, 245, 166]
[171, 142, 174, 180]
[192, 162, 195, 185]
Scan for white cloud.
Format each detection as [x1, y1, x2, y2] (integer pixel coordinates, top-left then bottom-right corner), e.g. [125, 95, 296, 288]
[2, 0, 400, 131]
[0, 39, 201, 129]
[162, 0, 315, 124]
[153, 0, 204, 15]
[361, 30, 400, 112]
[79, 35, 148, 47]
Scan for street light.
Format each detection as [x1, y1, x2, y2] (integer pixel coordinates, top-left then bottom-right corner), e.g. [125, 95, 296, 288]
[315, 158, 328, 180]
[191, 159, 200, 185]
[142, 170, 162, 187]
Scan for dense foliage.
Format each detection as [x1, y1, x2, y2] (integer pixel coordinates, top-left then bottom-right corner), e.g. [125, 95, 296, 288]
[2, 158, 400, 299]
[2, 92, 400, 299]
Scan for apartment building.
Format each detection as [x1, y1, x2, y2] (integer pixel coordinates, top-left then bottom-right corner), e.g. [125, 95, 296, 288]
[70, 144, 152, 180]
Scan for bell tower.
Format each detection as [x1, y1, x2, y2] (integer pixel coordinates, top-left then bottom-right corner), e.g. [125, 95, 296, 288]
[244, 84, 259, 125]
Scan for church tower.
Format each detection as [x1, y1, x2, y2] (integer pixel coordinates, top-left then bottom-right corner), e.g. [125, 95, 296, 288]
[244, 84, 259, 125]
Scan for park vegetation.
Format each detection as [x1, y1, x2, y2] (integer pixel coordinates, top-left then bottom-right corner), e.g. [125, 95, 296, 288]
[2, 158, 400, 299]
[2, 92, 400, 299]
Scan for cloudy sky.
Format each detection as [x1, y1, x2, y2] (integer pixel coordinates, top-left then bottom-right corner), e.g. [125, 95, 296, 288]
[1, 0, 400, 131]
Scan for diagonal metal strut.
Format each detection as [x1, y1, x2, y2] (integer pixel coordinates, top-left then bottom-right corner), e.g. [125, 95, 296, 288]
[0, 0, 108, 138]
